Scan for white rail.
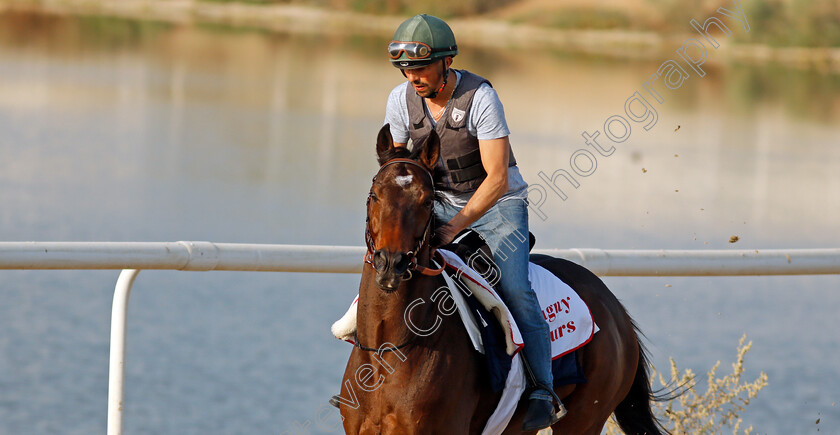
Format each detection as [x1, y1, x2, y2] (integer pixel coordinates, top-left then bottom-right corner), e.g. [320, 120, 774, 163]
[0, 241, 365, 272]
[107, 269, 138, 435]
[2, 241, 840, 435]
[3, 241, 840, 275]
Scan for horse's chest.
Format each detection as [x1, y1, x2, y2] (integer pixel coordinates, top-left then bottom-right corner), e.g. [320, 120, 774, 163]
[352, 362, 473, 433]
[343, 323, 482, 434]
[358, 411, 445, 435]
[358, 413, 408, 435]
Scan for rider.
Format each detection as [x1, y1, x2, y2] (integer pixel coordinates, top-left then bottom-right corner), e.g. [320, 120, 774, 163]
[384, 14, 563, 431]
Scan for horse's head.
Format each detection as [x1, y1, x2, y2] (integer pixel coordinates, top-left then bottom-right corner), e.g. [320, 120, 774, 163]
[366, 124, 440, 292]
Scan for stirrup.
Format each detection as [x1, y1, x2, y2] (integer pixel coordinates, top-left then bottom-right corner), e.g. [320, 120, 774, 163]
[554, 398, 568, 420]
[527, 384, 567, 419]
[522, 395, 565, 431]
[518, 353, 566, 420]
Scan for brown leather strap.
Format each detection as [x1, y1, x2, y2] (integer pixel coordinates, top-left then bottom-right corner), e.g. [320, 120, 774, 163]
[412, 250, 446, 276]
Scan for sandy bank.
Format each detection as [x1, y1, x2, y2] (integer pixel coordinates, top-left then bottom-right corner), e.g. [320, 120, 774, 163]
[2, 0, 839, 72]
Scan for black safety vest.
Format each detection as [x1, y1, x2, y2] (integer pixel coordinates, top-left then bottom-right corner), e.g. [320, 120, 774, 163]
[406, 69, 517, 194]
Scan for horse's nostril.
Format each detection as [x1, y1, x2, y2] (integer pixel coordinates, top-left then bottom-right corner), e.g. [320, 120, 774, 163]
[373, 250, 387, 270]
[373, 250, 411, 275]
[393, 252, 410, 273]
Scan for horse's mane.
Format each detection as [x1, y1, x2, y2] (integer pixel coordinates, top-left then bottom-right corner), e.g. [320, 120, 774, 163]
[376, 145, 413, 165]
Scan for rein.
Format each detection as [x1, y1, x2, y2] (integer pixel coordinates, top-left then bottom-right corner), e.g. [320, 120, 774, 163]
[364, 158, 446, 280]
[353, 330, 416, 353]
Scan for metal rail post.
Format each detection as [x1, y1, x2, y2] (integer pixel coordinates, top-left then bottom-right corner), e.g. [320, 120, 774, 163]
[107, 269, 140, 435]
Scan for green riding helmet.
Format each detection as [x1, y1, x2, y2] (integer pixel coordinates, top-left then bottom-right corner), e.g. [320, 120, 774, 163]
[388, 14, 458, 69]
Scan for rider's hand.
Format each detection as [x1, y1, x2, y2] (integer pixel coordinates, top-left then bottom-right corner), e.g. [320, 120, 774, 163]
[432, 223, 459, 247]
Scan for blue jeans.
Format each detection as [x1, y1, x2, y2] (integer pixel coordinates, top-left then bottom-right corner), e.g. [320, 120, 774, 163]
[436, 198, 553, 401]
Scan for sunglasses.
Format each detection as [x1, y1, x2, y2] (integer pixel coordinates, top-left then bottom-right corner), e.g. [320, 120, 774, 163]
[388, 41, 433, 59]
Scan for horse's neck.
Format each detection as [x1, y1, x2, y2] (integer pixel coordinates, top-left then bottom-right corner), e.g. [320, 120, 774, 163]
[356, 267, 439, 348]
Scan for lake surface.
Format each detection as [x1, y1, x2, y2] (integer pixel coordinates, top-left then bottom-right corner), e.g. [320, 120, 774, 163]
[1, 11, 839, 434]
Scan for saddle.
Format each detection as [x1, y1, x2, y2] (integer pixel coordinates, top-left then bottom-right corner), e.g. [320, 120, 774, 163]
[438, 229, 589, 391]
[439, 229, 536, 295]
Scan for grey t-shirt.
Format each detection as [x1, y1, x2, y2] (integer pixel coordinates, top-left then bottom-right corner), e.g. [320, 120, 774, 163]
[384, 71, 528, 207]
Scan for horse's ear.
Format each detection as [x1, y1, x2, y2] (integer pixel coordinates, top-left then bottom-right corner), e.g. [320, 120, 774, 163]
[418, 130, 440, 170]
[376, 124, 394, 164]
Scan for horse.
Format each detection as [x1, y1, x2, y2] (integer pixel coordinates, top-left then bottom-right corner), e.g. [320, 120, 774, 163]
[337, 124, 668, 435]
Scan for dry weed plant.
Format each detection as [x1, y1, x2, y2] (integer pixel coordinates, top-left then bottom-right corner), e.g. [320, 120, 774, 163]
[605, 334, 768, 435]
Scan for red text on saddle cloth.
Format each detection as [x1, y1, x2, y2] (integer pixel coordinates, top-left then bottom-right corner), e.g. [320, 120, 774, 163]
[542, 297, 577, 342]
[530, 263, 597, 359]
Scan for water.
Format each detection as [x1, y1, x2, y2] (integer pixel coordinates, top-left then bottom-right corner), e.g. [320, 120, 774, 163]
[1, 11, 839, 434]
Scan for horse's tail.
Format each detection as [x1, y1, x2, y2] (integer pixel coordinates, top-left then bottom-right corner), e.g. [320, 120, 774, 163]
[612, 322, 672, 435]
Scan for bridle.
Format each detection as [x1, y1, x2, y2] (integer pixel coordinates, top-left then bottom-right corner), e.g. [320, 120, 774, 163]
[364, 158, 445, 281]
[356, 157, 447, 354]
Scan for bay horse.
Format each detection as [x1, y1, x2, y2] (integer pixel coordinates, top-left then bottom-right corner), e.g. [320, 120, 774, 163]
[337, 124, 667, 434]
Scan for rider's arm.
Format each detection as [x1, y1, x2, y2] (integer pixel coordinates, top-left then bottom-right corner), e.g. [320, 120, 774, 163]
[385, 83, 411, 148]
[436, 136, 510, 244]
[435, 82, 512, 245]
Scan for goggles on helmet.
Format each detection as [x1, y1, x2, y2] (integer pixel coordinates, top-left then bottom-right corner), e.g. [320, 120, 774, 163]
[388, 41, 433, 60]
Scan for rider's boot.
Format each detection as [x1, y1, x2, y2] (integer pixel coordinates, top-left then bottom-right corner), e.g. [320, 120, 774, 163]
[519, 352, 567, 431]
[522, 393, 567, 431]
[329, 395, 341, 409]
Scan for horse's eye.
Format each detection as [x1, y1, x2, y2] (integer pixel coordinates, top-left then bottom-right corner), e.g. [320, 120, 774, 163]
[368, 192, 378, 202]
[424, 198, 433, 209]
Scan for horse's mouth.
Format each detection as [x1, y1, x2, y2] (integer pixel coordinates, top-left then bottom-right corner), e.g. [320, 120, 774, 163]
[375, 274, 402, 293]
